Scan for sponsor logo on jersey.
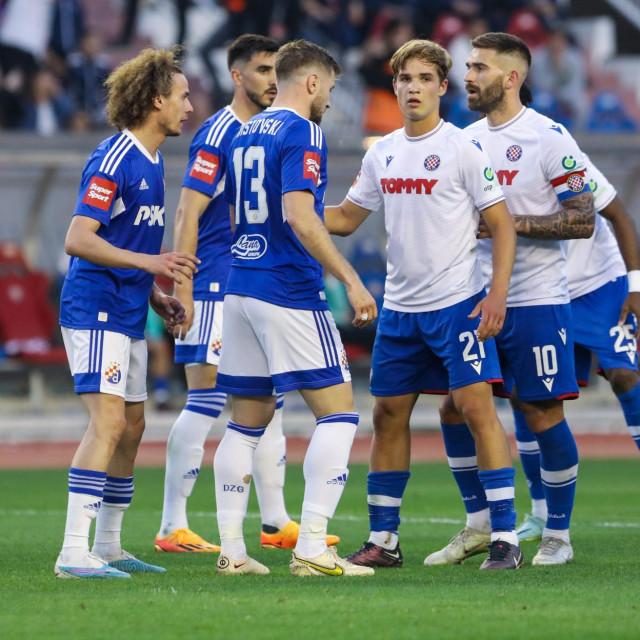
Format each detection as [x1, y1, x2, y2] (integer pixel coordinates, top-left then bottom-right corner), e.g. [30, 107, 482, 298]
[483, 167, 495, 181]
[232, 234, 268, 259]
[424, 155, 440, 171]
[380, 178, 437, 194]
[471, 139, 482, 151]
[589, 179, 597, 192]
[303, 151, 321, 185]
[211, 338, 222, 356]
[133, 205, 164, 226]
[506, 145, 522, 162]
[139, 178, 149, 190]
[558, 328, 567, 345]
[550, 124, 563, 134]
[562, 155, 577, 170]
[190, 150, 219, 184]
[82, 176, 117, 211]
[386, 155, 394, 167]
[542, 377, 555, 392]
[496, 169, 519, 186]
[567, 174, 585, 192]
[104, 362, 121, 384]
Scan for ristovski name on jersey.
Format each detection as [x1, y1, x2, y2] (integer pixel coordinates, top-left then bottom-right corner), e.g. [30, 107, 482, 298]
[237, 116, 285, 137]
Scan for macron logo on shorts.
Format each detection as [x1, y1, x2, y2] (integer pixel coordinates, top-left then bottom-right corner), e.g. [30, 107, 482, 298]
[303, 151, 321, 185]
[190, 150, 219, 184]
[82, 176, 117, 211]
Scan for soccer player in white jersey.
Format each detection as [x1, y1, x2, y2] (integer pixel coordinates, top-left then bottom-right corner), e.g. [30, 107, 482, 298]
[324, 39, 522, 570]
[427, 33, 596, 567]
[154, 35, 339, 556]
[212, 40, 377, 577]
[55, 47, 199, 578]
[515, 154, 640, 541]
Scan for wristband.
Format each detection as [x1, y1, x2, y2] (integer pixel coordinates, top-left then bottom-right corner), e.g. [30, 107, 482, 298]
[628, 270, 640, 292]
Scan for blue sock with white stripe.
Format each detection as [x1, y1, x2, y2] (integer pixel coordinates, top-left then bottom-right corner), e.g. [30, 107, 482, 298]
[366, 470, 411, 550]
[93, 476, 134, 559]
[441, 422, 490, 532]
[513, 410, 547, 521]
[536, 420, 578, 542]
[61, 468, 107, 557]
[215, 421, 267, 559]
[616, 381, 640, 451]
[477, 467, 518, 544]
[297, 412, 359, 558]
[159, 389, 227, 536]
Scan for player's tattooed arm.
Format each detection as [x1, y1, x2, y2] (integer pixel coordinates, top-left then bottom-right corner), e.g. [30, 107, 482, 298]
[512, 191, 595, 240]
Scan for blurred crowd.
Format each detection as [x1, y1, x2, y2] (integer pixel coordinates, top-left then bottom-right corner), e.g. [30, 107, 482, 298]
[0, 0, 637, 135]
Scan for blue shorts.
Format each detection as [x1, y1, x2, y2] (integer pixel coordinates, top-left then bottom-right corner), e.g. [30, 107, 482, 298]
[571, 276, 637, 386]
[495, 304, 579, 402]
[370, 293, 502, 397]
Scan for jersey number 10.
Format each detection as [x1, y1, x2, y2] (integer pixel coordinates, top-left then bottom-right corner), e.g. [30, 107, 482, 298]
[233, 146, 268, 224]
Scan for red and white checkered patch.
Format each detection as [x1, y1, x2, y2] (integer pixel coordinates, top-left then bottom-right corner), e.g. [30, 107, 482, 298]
[567, 174, 585, 192]
[424, 155, 440, 171]
[211, 339, 222, 355]
[104, 362, 121, 384]
[506, 145, 522, 162]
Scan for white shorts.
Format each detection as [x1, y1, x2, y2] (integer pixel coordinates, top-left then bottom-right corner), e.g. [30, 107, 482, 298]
[216, 295, 351, 395]
[174, 299, 223, 366]
[61, 327, 148, 401]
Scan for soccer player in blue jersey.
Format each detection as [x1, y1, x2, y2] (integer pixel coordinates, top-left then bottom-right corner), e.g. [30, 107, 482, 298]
[213, 40, 377, 577]
[155, 35, 339, 554]
[55, 47, 199, 579]
[324, 39, 522, 570]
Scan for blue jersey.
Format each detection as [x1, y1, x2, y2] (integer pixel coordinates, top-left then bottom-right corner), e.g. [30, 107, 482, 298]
[181, 106, 241, 301]
[60, 130, 165, 339]
[224, 107, 329, 311]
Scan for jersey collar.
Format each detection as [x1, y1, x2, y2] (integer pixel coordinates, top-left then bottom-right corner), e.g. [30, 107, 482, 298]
[265, 106, 304, 119]
[122, 128, 159, 164]
[403, 119, 445, 142]
[487, 107, 527, 131]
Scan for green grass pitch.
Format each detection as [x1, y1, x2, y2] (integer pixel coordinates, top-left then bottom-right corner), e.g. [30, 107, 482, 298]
[0, 460, 638, 639]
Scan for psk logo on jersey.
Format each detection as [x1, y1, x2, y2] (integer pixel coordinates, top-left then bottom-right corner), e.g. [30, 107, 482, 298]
[139, 178, 149, 190]
[104, 362, 121, 384]
[211, 338, 222, 356]
[562, 155, 577, 170]
[232, 234, 267, 259]
[506, 145, 522, 162]
[134, 205, 164, 226]
[567, 174, 585, 192]
[484, 167, 495, 181]
[424, 155, 440, 171]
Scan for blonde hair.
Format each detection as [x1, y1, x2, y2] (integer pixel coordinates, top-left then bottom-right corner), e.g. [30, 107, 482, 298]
[390, 39, 452, 83]
[105, 46, 184, 130]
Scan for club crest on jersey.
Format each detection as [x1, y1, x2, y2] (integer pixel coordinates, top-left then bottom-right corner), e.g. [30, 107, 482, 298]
[562, 155, 577, 170]
[567, 174, 585, 192]
[104, 362, 121, 384]
[232, 234, 267, 259]
[190, 150, 219, 184]
[506, 145, 522, 162]
[424, 155, 440, 171]
[303, 151, 321, 185]
[211, 338, 222, 356]
[83, 176, 117, 211]
[340, 348, 350, 371]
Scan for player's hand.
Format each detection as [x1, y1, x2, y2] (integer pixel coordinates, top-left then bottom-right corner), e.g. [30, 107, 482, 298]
[345, 281, 377, 328]
[151, 291, 187, 327]
[469, 290, 506, 341]
[144, 252, 200, 284]
[169, 295, 195, 339]
[619, 292, 640, 337]
[477, 216, 493, 239]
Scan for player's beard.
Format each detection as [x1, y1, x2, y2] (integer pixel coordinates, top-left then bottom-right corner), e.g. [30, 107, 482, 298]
[309, 95, 326, 124]
[467, 77, 506, 114]
[246, 86, 275, 110]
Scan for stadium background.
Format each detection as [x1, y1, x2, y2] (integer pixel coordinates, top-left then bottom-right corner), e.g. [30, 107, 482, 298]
[1, 0, 640, 457]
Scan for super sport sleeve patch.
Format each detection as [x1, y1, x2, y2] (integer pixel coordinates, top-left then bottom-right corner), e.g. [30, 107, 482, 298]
[81, 176, 117, 211]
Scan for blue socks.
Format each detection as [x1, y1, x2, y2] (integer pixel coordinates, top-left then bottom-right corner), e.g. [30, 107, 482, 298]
[478, 467, 517, 541]
[513, 409, 545, 501]
[616, 381, 640, 451]
[366, 471, 410, 545]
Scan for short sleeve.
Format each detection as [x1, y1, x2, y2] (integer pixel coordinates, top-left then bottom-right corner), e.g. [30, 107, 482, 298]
[280, 119, 325, 196]
[459, 138, 505, 210]
[347, 147, 381, 212]
[540, 123, 590, 202]
[583, 153, 616, 212]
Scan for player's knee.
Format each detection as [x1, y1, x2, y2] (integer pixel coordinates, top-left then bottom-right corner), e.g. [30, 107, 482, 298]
[439, 395, 461, 424]
[607, 367, 640, 395]
[372, 399, 410, 436]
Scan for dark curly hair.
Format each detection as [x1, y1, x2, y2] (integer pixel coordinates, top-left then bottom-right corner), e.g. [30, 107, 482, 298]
[105, 45, 184, 131]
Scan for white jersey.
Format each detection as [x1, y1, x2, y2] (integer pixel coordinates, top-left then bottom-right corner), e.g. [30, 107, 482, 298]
[465, 108, 590, 307]
[566, 154, 625, 299]
[347, 120, 504, 312]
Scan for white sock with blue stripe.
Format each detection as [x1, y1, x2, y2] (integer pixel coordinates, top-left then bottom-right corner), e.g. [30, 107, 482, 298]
[296, 413, 358, 558]
[92, 476, 134, 560]
[215, 421, 266, 559]
[159, 389, 227, 536]
[61, 468, 107, 563]
[253, 394, 290, 530]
